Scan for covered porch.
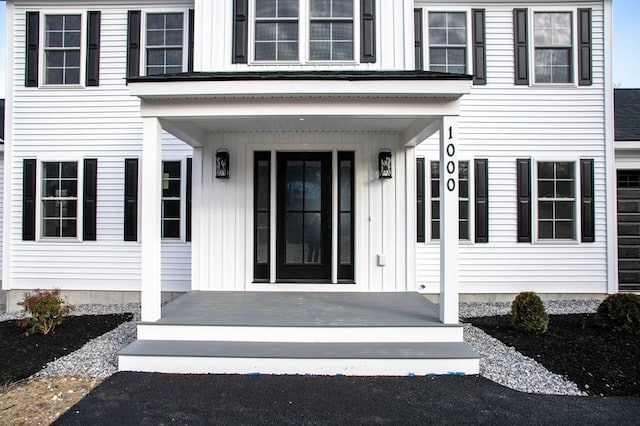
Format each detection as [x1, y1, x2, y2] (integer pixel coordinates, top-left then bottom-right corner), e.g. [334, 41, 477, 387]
[129, 71, 472, 329]
[118, 291, 479, 375]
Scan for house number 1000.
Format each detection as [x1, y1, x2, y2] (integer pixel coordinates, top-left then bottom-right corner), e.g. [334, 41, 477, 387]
[446, 138, 456, 192]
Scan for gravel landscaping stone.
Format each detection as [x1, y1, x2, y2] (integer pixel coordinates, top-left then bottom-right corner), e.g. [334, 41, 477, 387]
[1, 299, 606, 397]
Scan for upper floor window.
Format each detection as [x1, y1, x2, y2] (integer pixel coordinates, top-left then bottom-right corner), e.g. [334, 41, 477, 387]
[252, 0, 355, 62]
[428, 12, 466, 74]
[533, 12, 572, 84]
[310, 0, 354, 60]
[42, 161, 78, 238]
[145, 12, 186, 75]
[44, 15, 81, 85]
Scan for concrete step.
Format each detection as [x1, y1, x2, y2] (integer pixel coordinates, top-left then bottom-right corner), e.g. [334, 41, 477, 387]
[118, 340, 480, 376]
[136, 323, 463, 343]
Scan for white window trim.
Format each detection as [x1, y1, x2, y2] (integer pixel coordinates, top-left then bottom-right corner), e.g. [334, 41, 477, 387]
[140, 8, 190, 77]
[38, 10, 87, 88]
[161, 157, 189, 242]
[422, 8, 472, 75]
[531, 157, 582, 244]
[248, 0, 360, 65]
[35, 158, 84, 242]
[426, 158, 475, 244]
[529, 7, 580, 86]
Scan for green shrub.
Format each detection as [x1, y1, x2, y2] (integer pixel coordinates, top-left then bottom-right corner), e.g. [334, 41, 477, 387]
[595, 293, 640, 333]
[17, 289, 73, 335]
[510, 291, 549, 333]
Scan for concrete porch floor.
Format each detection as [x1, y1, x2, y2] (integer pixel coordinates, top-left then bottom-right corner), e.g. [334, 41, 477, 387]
[153, 291, 448, 327]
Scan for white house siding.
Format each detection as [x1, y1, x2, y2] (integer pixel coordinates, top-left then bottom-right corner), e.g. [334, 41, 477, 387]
[194, 131, 410, 292]
[198, 0, 413, 72]
[415, 2, 609, 295]
[6, 1, 193, 293]
[0, 151, 4, 279]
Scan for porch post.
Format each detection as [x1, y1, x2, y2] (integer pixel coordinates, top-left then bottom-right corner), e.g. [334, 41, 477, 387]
[439, 116, 459, 324]
[141, 116, 163, 322]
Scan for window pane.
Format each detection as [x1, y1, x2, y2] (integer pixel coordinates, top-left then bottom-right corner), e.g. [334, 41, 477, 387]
[339, 160, 352, 211]
[61, 179, 77, 197]
[147, 30, 164, 46]
[166, 49, 183, 66]
[429, 48, 446, 66]
[256, 212, 270, 264]
[60, 200, 77, 218]
[285, 161, 303, 210]
[256, 23, 277, 41]
[61, 162, 77, 178]
[257, 161, 270, 209]
[285, 213, 303, 263]
[64, 31, 80, 48]
[538, 162, 554, 179]
[333, 0, 353, 17]
[538, 181, 554, 198]
[339, 213, 352, 264]
[163, 200, 181, 219]
[552, 66, 570, 84]
[304, 161, 322, 211]
[147, 14, 165, 29]
[555, 221, 574, 239]
[279, 0, 299, 17]
[256, 42, 276, 60]
[538, 221, 553, 239]
[165, 13, 183, 29]
[555, 181, 573, 198]
[163, 179, 181, 198]
[62, 218, 76, 237]
[46, 69, 64, 85]
[278, 41, 298, 60]
[43, 219, 60, 237]
[166, 29, 184, 46]
[47, 15, 64, 31]
[428, 12, 445, 28]
[459, 200, 469, 220]
[279, 22, 298, 41]
[163, 220, 180, 238]
[447, 12, 465, 28]
[332, 22, 352, 40]
[311, 0, 330, 17]
[459, 220, 469, 240]
[43, 200, 59, 217]
[459, 180, 468, 199]
[147, 50, 165, 65]
[429, 29, 446, 45]
[256, 0, 277, 17]
[332, 42, 352, 60]
[43, 162, 60, 179]
[431, 219, 440, 240]
[64, 68, 80, 85]
[65, 15, 81, 30]
[47, 32, 63, 48]
[310, 22, 330, 39]
[556, 201, 574, 219]
[555, 162, 573, 179]
[304, 213, 322, 264]
[431, 200, 440, 220]
[448, 28, 466, 45]
[447, 48, 465, 66]
[539, 201, 553, 219]
[164, 161, 181, 177]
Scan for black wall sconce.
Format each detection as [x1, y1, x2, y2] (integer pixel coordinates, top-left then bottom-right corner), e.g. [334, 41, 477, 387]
[216, 149, 230, 179]
[378, 149, 392, 179]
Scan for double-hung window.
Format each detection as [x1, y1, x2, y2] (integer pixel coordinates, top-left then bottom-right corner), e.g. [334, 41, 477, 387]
[44, 15, 81, 85]
[255, 0, 299, 61]
[145, 12, 185, 75]
[428, 12, 466, 74]
[162, 161, 182, 239]
[310, 0, 354, 60]
[533, 12, 573, 83]
[430, 160, 470, 240]
[537, 161, 575, 239]
[42, 162, 78, 238]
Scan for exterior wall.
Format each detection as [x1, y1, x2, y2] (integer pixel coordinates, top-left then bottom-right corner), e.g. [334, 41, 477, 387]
[195, 131, 410, 292]
[415, 1, 610, 294]
[5, 0, 194, 293]
[196, 0, 413, 72]
[0, 150, 4, 280]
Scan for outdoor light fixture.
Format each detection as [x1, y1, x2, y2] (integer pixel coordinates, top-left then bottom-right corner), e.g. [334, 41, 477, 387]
[378, 149, 392, 179]
[215, 149, 230, 179]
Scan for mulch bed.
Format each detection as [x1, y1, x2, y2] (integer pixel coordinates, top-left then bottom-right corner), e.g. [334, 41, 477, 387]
[468, 313, 640, 397]
[0, 314, 133, 386]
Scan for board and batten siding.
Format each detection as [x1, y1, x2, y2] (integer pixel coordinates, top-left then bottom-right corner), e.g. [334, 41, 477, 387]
[6, 1, 194, 292]
[194, 131, 409, 292]
[415, 2, 608, 294]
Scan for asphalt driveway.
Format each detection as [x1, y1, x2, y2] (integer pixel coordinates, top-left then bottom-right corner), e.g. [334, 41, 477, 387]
[54, 373, 640, 425]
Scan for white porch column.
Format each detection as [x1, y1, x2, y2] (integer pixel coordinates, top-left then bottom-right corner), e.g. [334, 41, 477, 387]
[141, 117, 163, 322]
[439, 116, 459, 324]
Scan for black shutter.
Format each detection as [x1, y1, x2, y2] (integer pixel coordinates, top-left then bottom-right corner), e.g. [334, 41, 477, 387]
[578, 8, 592, 86]
[472, 9, 486, 85]
[232, 0, 249, 64]
[414, 9, 423, 70]
[516, 158, 532, 242]
[124, 158, 138, 241]
[186, 158, 192, 242]
[25, 12, 40, 87]
[22, 159, 37, 240]
[86, 11, 101, 86]
[474, 159, 489, 243]
[513, 8, 529, 85]
[416, 158, 425, 242]
[581, 159, 595, 242]
[361, 0, 376, 63]
[188, 9, 195, 72]
[126, 11, 141, 78]
[83, 159, 98, 241]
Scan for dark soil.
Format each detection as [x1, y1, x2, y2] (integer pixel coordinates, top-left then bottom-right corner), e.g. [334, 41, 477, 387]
[0, 313, 133, 385]
[468, 313, 640, 397]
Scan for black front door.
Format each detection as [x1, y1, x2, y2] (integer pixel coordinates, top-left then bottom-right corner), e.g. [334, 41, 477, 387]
[276, 152, 332, 281]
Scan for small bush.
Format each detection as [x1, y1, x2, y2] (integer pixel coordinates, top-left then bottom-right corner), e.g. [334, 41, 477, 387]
[511, 291, 549, 333]
[595, 293, 640, 333]
[17, 289, 73, 335]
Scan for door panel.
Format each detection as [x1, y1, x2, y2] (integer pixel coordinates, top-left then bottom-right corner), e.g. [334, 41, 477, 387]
[277, 152, 332, 281]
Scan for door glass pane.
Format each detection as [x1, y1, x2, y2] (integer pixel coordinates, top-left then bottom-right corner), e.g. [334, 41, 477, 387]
[304, 161, 322, 211]
[304, 212, 322, 264]
[256, 212, 269, 264]
[256, 160, 270, 209]
[285, 212, 303, 264]
[339, 213, 351, 264]
[285, 161, 303, 210]
[339, 160, 351, 211]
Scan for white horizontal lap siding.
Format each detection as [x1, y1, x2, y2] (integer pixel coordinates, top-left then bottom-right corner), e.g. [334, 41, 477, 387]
[0, 153, 4, 278]
[416, 3, 607, 295]
[8, 2, 193, 292]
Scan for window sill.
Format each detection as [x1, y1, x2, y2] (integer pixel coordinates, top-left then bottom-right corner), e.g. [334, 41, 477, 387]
[37, 84, 87, 90]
